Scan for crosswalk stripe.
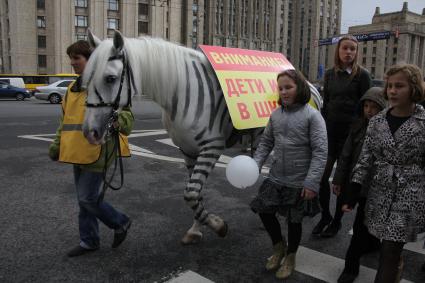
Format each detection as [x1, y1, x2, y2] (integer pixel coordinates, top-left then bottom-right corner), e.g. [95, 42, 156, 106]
[166, 270, 214, 283]
[348, 230, 425, 255]
[164, 246, 414, 283]
[296, 246, 413, 283]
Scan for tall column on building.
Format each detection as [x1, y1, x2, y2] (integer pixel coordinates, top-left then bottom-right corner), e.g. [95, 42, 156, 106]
[52, 0, 74, 74]
[4, 0, 38, 73]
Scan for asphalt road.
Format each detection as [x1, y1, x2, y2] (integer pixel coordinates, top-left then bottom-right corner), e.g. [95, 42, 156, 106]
[0, 97, 424, 283]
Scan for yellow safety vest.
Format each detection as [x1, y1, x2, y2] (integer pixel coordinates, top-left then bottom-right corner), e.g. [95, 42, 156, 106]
[59, 85, 130, 164]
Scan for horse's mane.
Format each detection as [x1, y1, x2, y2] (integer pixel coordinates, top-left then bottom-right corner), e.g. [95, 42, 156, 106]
[83, 36, 208, 108]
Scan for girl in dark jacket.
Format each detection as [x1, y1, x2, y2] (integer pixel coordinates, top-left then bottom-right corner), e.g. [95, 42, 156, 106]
[332, 87, 386, 283]
[313, 35, 372, 237]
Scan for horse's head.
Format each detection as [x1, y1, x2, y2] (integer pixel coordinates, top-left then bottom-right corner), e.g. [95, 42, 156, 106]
[82, 29, 134, 145]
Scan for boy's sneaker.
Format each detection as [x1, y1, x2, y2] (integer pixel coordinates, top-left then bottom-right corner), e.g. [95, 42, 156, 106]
[112, 219, 132, 248]
[67, 245, 98, 257]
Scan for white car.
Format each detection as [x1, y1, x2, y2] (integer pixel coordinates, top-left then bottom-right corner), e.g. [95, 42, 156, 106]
[34, 79, 75, 104]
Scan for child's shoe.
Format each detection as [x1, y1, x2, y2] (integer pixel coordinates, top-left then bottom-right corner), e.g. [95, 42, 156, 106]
[265, 241, 287, 271]
[275, 253, 296, 279]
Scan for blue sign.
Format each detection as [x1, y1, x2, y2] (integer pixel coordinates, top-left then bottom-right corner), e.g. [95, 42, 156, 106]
[317, 64, 324, 79]
[318, 31, 392, 46]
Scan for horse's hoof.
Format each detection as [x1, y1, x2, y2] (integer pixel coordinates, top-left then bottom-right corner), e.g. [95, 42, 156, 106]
[207, 215, 228, 238]
[215, 221, 228, 238]
[181, 231, 203, 245]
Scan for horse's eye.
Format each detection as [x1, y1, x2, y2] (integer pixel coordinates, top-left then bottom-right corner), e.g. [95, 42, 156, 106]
[105, 75, 117, 84]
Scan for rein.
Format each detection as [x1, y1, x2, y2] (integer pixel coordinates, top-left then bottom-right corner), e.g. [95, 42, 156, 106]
[85, 51, 135, 203]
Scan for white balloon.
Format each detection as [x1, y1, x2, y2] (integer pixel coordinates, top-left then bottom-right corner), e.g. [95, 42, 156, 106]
[226, 155, 259, 189]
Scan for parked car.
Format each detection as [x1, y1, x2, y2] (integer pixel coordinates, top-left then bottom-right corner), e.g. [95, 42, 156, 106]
[34, 79, 75, 104]
[0, 77, 26, 89]
[372, 79, 385, 87]
[0, 82, 31, 100]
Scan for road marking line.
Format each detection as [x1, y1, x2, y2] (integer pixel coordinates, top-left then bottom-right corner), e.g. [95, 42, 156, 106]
[296, 246, 413, 283]
[348, 229, 425, 255]
[156, 138, 234, 164]
[165, 270, 214, 283]
[18, 135, 54, 142]
[129, 144, 154, 154]
[129, 130, 168, 138]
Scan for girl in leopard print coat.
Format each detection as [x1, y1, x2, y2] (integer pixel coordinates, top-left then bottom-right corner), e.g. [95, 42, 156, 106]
[351, 64, 425, 283]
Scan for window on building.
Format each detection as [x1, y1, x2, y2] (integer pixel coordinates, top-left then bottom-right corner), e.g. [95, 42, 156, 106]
[37, 16, 46, 28]
[363, 47, 367, 54]
[138, 21, 148, 34]
[75, 15, 88, 27]
[38, 55, 47, 68]
[373, 47, 376, 54]
[215, 0, 224, 34]
[76, 33, 87, 41]
[107, 18, 120, 30]
[362, 57, 366, 65]
[138, 3, 148, 15]
[37, 0, 45, 9]
[38, 35, 46, 48]
[372, 57, 376, 64]
[108, 0, 119, 11]
[75, 0, 88, 7]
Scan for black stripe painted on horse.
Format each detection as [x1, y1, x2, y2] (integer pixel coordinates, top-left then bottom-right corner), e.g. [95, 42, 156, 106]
[200, 62, 216, 130]
[192, 61, 204, 122]
[198, 137, 225, 147]
[195, 128, 207, 141]
[183, 61, 191, 118]
[170, 88, 178, 121]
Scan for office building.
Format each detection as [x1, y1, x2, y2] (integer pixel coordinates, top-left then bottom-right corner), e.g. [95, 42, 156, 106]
[348, 2, 425, 79]
[0, 0, 340, 81]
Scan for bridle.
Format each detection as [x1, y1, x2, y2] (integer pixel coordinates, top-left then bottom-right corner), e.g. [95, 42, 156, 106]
[84, 50, 136, 203]
[85, 50, 134, 111]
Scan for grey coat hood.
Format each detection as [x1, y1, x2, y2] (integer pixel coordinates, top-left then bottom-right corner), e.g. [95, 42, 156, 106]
[360, 87, 387, 110]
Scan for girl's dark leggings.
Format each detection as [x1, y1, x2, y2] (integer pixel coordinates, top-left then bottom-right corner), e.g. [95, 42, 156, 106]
[374, 240, 404, 283]
[319, 154, 344, 222]
[259, 213, 302, 254]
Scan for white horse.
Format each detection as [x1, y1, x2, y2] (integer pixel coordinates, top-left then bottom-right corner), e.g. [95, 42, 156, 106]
[82, 30, 322, 244]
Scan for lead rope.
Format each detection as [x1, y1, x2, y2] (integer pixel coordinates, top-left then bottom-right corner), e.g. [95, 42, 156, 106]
[97, 111, 125, 204]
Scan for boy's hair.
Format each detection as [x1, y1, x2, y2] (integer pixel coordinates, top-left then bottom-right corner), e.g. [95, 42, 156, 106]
[334, 35, 360, 79]
[66, 40, 93, 60]
[277, 69, 311, 105]
[384, 64, 425, 103]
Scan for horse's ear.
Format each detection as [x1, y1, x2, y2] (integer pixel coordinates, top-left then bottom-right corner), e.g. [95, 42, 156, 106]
[113, 30, 125, 53]
[87, 28, 101, 48]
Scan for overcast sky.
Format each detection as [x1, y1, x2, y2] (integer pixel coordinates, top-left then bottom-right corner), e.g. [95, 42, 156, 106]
[341, 0, 425, 33]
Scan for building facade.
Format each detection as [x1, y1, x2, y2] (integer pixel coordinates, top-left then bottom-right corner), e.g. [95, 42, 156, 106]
[0, 0, 340, 81]
[348, 2, 425, 80]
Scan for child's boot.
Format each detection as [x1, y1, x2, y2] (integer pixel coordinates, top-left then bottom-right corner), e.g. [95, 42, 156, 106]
[276, 253, 296, 279]
[265, 241, 287, 271]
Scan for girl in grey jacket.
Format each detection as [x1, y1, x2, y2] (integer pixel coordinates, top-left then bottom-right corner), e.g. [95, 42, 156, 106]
[250, 69, 327, 280]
